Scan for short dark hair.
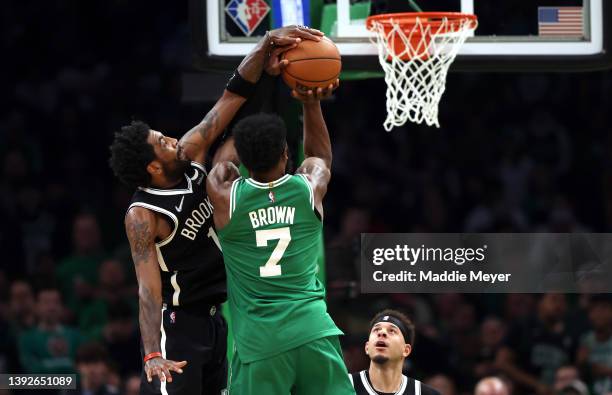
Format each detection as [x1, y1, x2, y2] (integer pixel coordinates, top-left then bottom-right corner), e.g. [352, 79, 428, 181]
[370, 309, 415, 345]
[109, 121, 155, 189]
[233, 113, 286, 173]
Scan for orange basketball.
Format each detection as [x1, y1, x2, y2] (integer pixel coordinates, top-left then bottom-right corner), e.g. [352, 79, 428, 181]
[281, 36, 341, 91]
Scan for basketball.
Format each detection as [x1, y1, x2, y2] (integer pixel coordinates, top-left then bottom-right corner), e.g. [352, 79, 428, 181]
[281, 36, 342, 91]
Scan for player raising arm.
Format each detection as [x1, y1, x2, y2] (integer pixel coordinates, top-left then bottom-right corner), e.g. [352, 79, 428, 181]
[206, 82, 355, 395]
[109, 26, 323, 395]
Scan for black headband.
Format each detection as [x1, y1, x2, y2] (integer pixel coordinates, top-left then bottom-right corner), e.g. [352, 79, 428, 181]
[372, 314, 410, 343]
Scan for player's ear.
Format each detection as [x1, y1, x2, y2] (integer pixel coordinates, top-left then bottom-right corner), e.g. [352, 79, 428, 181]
[147, 160, 162, 176]
[403, 343, 412, 358]
[364, 341, 370, 356]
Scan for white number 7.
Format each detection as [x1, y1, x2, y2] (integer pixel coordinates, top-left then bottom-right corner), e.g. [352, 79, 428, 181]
[256, 227, 291, 277]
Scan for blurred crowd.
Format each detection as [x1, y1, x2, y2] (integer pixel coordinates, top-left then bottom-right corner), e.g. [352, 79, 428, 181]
[1, 1, 612, 395]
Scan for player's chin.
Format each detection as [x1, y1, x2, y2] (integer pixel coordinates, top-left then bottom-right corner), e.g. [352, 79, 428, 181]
[371, 354, 390, 365]
[371, 346, 390, 356]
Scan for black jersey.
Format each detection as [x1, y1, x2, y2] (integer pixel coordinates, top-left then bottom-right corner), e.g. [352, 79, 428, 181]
[128, 162, 225, 307]
[349, 370, 442, 395]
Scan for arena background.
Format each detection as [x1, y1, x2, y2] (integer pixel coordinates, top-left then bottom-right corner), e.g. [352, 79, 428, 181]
[1, 1, 611, 395]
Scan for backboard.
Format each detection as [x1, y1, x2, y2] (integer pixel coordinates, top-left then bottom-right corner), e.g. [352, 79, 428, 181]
[190, 0, 612, 72]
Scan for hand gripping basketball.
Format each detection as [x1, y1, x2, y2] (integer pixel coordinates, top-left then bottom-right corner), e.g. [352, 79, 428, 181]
[267, 25, 324, 47]
[265, 44, 295, 76]
[281, 36, 342, 91]
[291, 80, 339, 103]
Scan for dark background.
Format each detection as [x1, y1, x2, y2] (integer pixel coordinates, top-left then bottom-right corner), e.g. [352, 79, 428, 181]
[0, 1, 611, 395]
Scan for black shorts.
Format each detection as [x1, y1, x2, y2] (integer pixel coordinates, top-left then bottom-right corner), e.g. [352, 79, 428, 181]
[140, 304, 227, 395]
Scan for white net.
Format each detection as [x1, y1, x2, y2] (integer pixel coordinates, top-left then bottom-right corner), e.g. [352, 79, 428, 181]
[369, 15, 477, 130]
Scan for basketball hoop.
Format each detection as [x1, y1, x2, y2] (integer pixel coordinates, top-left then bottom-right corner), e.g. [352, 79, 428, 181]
[367, 12, 477, 130]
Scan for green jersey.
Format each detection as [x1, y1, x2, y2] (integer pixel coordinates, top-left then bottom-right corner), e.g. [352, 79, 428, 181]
[217, 174, 342, 363]
[18, 326, 82, 374]
[581, 332, 612, 395]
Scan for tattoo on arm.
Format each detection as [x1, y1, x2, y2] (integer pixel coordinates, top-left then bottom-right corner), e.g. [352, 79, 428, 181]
[177, 109, 220, 157]
[198, 109, 219, 141]
[139, 286, 162, 354]
[126, 215, 162, 354]
[127, 220, 153, 265]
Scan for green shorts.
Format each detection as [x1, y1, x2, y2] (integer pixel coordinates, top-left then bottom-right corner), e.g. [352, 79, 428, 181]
[228, 335, 355, 395]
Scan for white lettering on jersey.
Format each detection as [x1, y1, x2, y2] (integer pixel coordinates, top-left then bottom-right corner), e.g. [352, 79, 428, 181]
[249, 206, 295, 229]
[180, 197, 215, 240]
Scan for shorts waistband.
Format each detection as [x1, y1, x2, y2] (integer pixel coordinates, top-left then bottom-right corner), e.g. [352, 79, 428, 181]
[163, 302, 221, 317]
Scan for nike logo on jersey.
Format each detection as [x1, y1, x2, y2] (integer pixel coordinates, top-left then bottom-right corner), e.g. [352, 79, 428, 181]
[175, 196, 185, 212]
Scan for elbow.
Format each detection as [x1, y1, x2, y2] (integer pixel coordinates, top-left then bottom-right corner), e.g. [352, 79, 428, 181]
[317, 153, 332, 170]
[138, 285, 162, 306]
[324, 155, 332, 169]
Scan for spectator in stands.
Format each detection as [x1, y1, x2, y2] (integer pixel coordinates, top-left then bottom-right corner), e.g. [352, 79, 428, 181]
[18, 287, 82, 373]
[577, 294, 612, 395]
[473, 317, 507, 379]
[56, 213, 107, 316]
[74, 342, 119, 395]
[8, 280, 36, 334]
[0, 295, 19, 373]
[504, 294, 536, 325]
[101, 301, 140, 377]
[554, 366, 581, 392]
[556, 381, 589, 395]
[124, 374, 141, 395]
[475, 377, 510, 395]
[449, 303, 480, 390]
[496, 293, 576, 395]
[425, 374, 457, 395]
[79, 259, 135, 339]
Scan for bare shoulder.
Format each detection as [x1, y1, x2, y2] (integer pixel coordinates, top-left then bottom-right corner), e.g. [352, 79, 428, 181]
[206, 161, 241, 229]
[207, 161, 241, 195]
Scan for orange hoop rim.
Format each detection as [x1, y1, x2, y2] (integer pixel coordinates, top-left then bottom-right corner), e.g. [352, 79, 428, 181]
[366, 12, 478, 31]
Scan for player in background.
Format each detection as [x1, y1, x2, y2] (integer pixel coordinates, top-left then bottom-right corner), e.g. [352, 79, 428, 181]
[206, 83, 354, 394]
[109, 26, 324, 395]
[577, 294, 612, 395]
[474, 377, 510, 395]
[350, 309, 442, 395]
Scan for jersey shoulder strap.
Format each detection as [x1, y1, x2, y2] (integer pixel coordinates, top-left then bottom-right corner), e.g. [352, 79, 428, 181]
[294, 173, 315, 211]
[228, 176, 243, 219]
[418, 380, 442, 395]
[350, 370, 411, 395]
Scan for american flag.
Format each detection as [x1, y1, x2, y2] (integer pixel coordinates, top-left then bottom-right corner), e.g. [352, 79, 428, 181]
[538, 7, 584, 37]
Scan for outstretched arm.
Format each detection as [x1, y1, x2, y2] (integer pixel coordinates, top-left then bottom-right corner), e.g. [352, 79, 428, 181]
[179, 26, 324, 165]
[178, 91, 244, 165]
[125, 207, 186, 384]
[207, 161, 242, 230]
[294, 84, 338, 216]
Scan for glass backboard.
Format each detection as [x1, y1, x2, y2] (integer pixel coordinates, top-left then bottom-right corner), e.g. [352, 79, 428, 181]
[190, 0, 611, 71]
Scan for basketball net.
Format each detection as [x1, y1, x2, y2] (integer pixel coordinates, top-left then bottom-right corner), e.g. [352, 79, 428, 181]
[368, 14, 477, 130]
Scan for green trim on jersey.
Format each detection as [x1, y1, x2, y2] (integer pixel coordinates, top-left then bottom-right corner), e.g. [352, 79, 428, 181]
[218, 174, 342, 363]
